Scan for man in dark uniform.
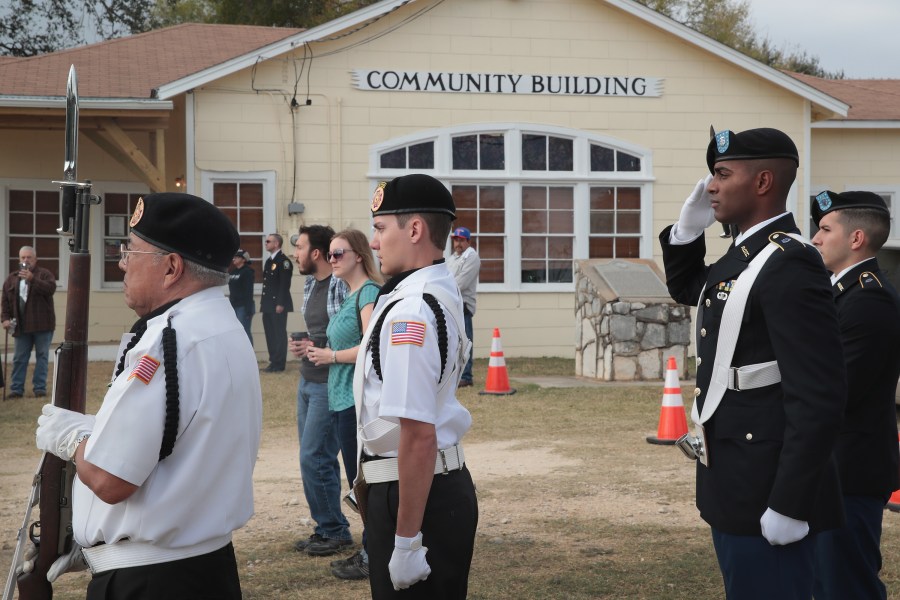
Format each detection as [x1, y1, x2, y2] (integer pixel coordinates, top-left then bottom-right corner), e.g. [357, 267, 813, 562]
[809, 190, 900, 600]
[659, 128, 846, 599]
[261, 233, 294, 372]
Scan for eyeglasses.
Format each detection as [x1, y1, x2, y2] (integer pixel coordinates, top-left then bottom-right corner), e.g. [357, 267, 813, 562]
[119, 243, 170, 265]
[327, 248, 354, 262]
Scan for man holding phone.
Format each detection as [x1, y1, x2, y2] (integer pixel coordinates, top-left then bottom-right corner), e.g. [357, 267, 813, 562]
[1, 246, 56, 398]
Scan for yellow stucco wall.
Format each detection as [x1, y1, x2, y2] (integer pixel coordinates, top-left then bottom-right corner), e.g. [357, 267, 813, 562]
[0, 0, 828, 359]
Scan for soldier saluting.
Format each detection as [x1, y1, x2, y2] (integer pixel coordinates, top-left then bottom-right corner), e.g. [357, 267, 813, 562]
[660, 128, 846, 599]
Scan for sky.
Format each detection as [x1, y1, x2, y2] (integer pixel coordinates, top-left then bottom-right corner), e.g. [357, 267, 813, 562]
[746, 0, 900, 79]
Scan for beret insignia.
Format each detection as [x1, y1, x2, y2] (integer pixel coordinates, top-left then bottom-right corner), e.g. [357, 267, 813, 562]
[130, 197, 145, 228]
[372, 182, 386, 212]
[816, 191, 832, 211]
[715, 131, 730, 154]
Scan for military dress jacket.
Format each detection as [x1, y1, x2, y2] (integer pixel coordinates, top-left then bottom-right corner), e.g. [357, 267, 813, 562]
[659, 214, 846, 536]
[830, 259, 900, 499]
[260, 250, 294, 313]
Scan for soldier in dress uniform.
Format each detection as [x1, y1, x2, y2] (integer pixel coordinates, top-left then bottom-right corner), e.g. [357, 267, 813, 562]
[810, 190, 900, 600]
[353, 174, 478, 599]
[261, 233, 294, 372]
[659, 128, 846, 599]
[32, 193, 261, 599]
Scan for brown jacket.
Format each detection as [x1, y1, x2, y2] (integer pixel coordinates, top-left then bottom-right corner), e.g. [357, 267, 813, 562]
[1, 266, 56, 335]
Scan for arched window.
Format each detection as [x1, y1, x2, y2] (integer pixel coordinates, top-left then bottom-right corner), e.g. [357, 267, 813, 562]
[371, 124, 653, 291]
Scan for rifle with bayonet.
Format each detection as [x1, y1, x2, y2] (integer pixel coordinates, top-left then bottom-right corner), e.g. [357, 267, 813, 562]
[3, 64, 100, 600]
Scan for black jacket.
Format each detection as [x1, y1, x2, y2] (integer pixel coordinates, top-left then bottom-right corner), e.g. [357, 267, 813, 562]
[830, 258, 900, 499]
[660, 214, 846, 535]
[228, 264, 255, 312]
[260, 251, 294, 313]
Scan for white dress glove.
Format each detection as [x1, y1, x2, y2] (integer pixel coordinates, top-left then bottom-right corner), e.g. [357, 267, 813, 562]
[389, 532, 431, 591]
[760, 507, 809, 546]
[671, 174, 716, 243]
[36, 404, 95, 461]
[17, 542, 88, 582]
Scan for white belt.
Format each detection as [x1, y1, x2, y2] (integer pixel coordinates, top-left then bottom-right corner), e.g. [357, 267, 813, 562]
[713, 360, 781, 392]
[81, 534, 232, 574]
[362, 445, 465, 484]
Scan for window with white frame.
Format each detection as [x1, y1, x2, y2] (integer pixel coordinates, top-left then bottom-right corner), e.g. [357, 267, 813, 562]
[102, 191, 145, 285]
[8, 188, 62, 279]
[201, 171, 276, 285]
[372, 125, 652, 290]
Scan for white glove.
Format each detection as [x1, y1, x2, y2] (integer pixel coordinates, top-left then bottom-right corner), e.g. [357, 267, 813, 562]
[48, 543, 88, 582]
[36, 404, 95, 461]
[389, 532, 431, 591]
[17, 542, 88, 582]
[671, 175, 715, 243]
[760, 507, 809, 545]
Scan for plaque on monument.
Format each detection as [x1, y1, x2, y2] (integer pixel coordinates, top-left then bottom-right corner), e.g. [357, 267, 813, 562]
[592, 260, 671, 301]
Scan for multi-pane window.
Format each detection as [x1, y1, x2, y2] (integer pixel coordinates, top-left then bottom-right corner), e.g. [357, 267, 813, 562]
[372, 125, 650, 289]
[102, 193, 143, 284]
[452, 185, 505, 283]
[380, 141, 435, 170]
[212, 182, 265, 284]
[452, 134, 504, 170]
[521, 186, 574, 282]
[589, 186, 641, 259]
[8, 189, 60, 279]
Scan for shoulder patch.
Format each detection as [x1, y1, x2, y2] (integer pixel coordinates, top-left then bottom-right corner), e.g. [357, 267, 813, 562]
[390, 320, 426, 346]
[128, 355, 160, 385]
[282, 259, 291, 270]
[859, 271, 883, 288]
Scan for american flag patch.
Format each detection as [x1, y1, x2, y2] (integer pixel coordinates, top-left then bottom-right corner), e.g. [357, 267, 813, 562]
[390, 321, 426, 346]
[128, 355, 160, 385]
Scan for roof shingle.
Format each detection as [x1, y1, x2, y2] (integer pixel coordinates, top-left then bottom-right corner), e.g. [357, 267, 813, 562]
[0, 23, 301, 99]
[787, 71, 900, 121]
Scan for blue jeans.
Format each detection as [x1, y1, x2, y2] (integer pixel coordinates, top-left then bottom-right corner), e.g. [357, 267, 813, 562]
[11, 330, 53, 394]
[296, 378, 351, 541]
[233, 306, 254, 346]
[462, 309, 474, 383]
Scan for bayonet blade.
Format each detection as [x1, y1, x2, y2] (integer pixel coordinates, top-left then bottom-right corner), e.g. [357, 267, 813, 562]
[63, 65, 78, 183]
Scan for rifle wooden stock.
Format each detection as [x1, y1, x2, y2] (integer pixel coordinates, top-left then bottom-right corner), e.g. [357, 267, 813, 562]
[16, 244, 91, 600]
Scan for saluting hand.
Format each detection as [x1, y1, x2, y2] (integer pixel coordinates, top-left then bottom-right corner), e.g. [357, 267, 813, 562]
[673, 174, 716, 241]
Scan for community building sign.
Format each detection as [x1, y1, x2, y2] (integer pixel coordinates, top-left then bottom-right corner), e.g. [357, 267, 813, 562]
[352, 70, 664, 97]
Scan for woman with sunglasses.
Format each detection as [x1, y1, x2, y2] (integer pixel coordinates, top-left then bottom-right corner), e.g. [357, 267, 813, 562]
[307, 228, 382, 580]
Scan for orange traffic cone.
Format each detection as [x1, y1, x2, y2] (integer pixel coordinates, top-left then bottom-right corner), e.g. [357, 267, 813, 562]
[646, 356, 688, 445]
[479, 328, 516, 396]
[887, 434, 900, 512]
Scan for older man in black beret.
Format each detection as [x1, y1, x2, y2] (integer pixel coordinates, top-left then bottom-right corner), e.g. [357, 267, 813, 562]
[353, 174, 477, 599]
[32, 193, 262, 599]
[810, 190, 900, 600]
[659, 128, 846, 599]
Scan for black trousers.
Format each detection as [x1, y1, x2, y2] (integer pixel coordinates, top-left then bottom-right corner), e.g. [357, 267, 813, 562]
[86, 542, 241, 600]
[262, 311, 288, 370]
[366, 466, 478, 600]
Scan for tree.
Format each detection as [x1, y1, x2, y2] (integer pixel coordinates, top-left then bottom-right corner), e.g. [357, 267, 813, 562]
[635, 0, 844, 79]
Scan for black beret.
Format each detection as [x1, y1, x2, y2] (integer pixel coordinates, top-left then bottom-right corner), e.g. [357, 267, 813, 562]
[811, 190, 890, 226]
[371, 174, 456, 218]
[706, 127, 799, 174]
[129, 193, 240, 273]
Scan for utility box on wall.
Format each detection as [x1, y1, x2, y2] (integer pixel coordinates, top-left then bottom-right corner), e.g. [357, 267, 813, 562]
[575, 259, 690, 381]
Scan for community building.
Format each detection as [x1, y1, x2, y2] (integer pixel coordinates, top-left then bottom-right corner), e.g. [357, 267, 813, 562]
[0, 0, 897, 360]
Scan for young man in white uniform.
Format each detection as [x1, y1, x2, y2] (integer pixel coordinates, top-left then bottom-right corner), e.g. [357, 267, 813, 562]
[354, 174, 478, 599]
[32, 193, 262, 599]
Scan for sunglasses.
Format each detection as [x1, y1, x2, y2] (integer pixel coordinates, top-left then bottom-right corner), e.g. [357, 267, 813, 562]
[327, 248, 355, 261]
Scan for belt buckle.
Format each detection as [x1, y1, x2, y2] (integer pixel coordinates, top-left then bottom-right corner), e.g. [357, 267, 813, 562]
[729, 367, 741, 391]
[438, 449, 449, 475]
